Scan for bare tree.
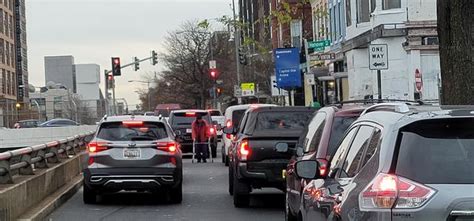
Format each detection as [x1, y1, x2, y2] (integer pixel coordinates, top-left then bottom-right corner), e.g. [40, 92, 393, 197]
[438, 0, 474, 104]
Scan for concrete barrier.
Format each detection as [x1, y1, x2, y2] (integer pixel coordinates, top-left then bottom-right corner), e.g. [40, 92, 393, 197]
[0, 125, 97, 149]
[0, 152, 86, 220]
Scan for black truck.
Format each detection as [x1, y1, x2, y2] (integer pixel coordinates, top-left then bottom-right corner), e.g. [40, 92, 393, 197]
[225, 106, 316, 207]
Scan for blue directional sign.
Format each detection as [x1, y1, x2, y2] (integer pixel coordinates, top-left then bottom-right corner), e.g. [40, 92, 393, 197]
[274, 48, 301, 88]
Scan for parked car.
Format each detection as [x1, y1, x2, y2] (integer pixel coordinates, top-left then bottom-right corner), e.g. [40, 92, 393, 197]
[225, 106, 316, 207]
[168, 110, 218, 157]
[208, 109, 225, 139]
[39, 119, 79, 127]
[221, 104, 277, 165]
[83, 115, 183, 204]
[285, 105, 366, 221]
[295, 103, 474, 221]
[16, 119, 43, 128]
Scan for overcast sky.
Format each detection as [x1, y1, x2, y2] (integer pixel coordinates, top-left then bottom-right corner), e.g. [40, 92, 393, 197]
[27, 0, 232, 109]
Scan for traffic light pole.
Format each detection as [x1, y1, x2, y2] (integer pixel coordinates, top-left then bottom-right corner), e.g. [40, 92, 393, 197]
[232, 0, 242, 104]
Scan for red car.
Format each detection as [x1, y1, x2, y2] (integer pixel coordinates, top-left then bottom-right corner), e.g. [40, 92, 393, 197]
[285, 104, 366, 221]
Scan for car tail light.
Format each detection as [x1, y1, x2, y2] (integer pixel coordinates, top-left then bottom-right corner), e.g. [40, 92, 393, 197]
[88, 141, 108, 153]
[239, 140, 251, 161]
[316, 159, 329, 177]
[226, 120, 232, 128]
[360, 173, 436, 210]
[305, 186, 322, 201]
[185, 112, 196, 117]
[226, 134, 233, 139]
[122, 121, 144, 127]
[209, 127, 215, 135]
[157, 142, 178, 153]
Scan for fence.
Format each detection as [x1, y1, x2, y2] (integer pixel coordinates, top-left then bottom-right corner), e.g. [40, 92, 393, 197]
[0, 130, 94, 184]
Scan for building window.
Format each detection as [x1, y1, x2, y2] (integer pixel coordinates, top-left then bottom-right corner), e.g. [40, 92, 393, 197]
[0, 39, 3, 64]
[346, 0, 352, 27]
[5, 42, 9, 66]
[6, 71, 10, 95]
[1, 69, 5, 94]
[10, 43, 13, 67]
[290, 20, 302, 48]
[9, 15, 12, 38]
[4, 11, 7, 37]
[383, 0, 401, 10]
[338, 2, 343, 39]
[0, 9, 3, 34]
[357, 0, 370, 23]
[370, 0, 376, 13]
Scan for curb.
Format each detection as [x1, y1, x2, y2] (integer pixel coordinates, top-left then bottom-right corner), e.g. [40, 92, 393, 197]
[17, 175, 83, 221]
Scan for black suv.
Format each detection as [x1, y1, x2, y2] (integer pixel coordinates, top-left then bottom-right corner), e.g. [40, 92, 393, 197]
[83, 115, 183, 204]
[225, 106, 316, 207]
[169, 110, 218, 157]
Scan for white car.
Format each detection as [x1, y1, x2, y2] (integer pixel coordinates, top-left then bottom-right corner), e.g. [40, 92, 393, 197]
[221, 104, 277, 166]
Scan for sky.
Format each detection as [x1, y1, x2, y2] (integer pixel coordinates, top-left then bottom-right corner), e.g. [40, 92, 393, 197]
[26, 0, 232, 109]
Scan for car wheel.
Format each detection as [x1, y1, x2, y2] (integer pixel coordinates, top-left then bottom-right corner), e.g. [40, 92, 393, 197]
[285, 192, 297, 221]
[83, 183, 97, 204]
[169, 182, 183, 204]
[228, 165, 234, 195]
[233, 175, 250, 208]
[221, 147, 226, 163]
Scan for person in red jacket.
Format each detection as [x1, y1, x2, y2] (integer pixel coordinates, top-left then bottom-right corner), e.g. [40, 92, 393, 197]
[192, 115, 210, 163]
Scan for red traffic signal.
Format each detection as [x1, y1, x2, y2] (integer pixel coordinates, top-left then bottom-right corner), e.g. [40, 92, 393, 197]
[111, 57, 121, 76]
[209, 68, 218, 80]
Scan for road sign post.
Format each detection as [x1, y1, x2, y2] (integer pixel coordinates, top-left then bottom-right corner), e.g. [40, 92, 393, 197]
[369, 44, 389, 100]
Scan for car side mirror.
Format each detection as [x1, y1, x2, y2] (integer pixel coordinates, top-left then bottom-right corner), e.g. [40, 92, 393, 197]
[275, 142, 289, 153]
[295, 160, 319, 179]
[296, 145, 304, 157]
[328, 183, 343, 195]
[223, 127, 235, 135]
[83, 135, 93, 143]
[175, 130, 182, 136]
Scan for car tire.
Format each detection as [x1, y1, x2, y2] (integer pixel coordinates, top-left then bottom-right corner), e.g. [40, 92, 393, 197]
[228, 165, 234, 195]
[169, 182, 183, 204]
[285, 192, 297, 221]
[83, 184, 97, 204]
[233, 175, 250, 208]
[221, 147, 226, 163]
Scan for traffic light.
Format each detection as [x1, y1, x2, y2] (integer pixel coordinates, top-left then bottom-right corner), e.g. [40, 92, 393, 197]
[209, 68, 218, 80]
[111, 57, 121, 76]
[107, 74, 115, 89]
[151, 50, 158, 65]
[239, 48, 247, 65]
[134, 57, 140, 71]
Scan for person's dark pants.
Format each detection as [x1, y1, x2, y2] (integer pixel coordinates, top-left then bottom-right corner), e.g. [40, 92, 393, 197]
[195, 143, 208, 162]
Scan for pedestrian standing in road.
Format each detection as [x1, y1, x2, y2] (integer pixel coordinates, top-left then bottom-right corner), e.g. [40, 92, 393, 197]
[192, 115, 210, 163]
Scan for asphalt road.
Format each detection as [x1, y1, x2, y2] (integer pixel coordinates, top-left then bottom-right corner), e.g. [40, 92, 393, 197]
[47, 147, 284, 221]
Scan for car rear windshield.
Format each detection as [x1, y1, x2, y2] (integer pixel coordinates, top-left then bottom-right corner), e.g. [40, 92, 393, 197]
[255, 111, 312, 132]
[171, 112, 210, 126]
[396, 118, 474, 184]
[209, 111, 222, 116]
[327, 116, 358, 157]
[232, 110, 246, 128]
[97, 122, 168, 141]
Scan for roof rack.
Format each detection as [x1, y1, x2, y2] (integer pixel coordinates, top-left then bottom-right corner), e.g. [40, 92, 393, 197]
[330, 99, 424, 107]
[361, 103, 411, 116]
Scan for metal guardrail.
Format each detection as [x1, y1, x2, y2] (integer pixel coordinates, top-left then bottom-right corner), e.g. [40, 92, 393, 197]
[0, 131, 95, 184]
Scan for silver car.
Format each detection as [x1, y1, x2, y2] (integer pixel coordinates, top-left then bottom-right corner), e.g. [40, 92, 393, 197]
[83, 115, 183, 204]
[296, 103, 474, 220]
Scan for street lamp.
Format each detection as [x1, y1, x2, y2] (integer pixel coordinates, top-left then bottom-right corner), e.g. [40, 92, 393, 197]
[129, 80, 152, 111]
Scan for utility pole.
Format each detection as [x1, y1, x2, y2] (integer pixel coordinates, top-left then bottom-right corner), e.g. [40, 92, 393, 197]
[232, 0, 242, 104]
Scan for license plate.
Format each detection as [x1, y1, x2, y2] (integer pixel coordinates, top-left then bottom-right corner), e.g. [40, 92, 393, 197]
[186, 129, 192, 133]
[123, 148, 141, 159]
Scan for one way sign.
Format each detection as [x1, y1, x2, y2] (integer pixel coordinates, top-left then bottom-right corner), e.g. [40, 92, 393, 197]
[369, 44, 389, 70]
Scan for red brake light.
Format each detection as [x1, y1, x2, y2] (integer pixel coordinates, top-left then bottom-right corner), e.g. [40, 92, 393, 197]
[157, 142, 178, 153]
[88, 141, 108, 153]
[122, 121, 144, 127]
[185, 112, 196, 117]
[239, 140, 251, 160]
[209, 127, 215, 135]
[226, 120, 232, 128]
[360, 173, 435, 210]
[316, 159, 329, 177]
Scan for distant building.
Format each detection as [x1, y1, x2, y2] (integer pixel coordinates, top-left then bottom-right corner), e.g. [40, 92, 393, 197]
[15, 0, 28, 103]
[0, 0, 20, 127]
[75, 64, 105, 119]
[30, 88, 75, 121]
[45, 55, 76, 93]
